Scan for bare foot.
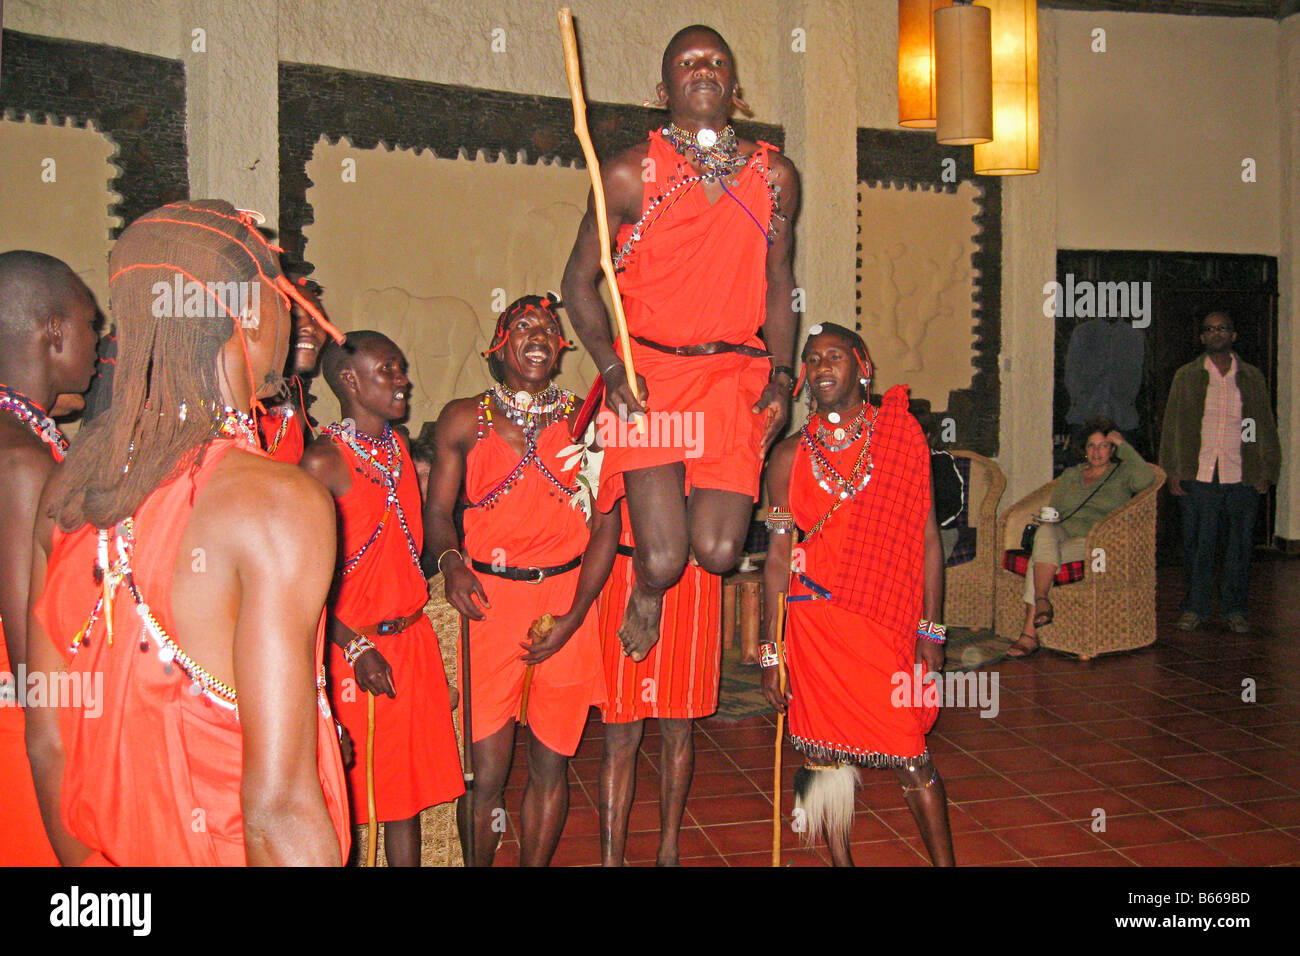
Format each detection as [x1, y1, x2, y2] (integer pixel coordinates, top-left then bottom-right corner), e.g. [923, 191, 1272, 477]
[619, 584, 664, 662]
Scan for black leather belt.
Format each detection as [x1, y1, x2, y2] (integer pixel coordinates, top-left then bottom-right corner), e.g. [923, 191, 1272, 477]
[471, 555, 582, 583]
[616, 544, 635, 558]
[632, 334, 770, 359]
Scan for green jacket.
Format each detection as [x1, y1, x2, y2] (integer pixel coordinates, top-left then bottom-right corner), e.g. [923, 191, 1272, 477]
[1158, 353, 1281, 487]
[1052, 443, 1155, 540]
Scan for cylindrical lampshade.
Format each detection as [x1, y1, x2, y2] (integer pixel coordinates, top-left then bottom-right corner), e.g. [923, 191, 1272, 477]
[898, 0, 953, 129]
[935, 3, 992, 145]
[974, 0, 1039, 175]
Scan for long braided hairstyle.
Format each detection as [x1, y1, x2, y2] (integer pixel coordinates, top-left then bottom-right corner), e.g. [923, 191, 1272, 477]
[48, 200, 340, 531]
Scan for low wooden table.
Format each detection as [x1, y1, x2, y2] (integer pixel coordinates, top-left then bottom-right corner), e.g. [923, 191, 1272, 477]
[722, 569, 764, 666]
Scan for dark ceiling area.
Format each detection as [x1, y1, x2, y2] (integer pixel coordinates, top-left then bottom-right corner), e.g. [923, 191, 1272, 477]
[1041, 0, 1298, 19]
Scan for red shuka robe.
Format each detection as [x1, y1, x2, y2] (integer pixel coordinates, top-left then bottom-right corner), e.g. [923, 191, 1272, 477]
[258, 404, 306, 464]
[596, 130, 777, 512]
[784, 387, 938, 767]
[325, 427, 463, 824]
[597, 499, 722, 723]
[34, 438, 351, 865]
[461, 417, 604, 756]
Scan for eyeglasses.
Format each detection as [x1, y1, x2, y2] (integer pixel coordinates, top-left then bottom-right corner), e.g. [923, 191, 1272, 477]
[1201, 325, 1231, 333]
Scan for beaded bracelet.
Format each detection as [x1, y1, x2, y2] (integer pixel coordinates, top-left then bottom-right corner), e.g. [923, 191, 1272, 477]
[765, 507, 795, 535]
[916, 620, 947, 645]
[759, 641, 780, 668]
[344, 636, 377, 665]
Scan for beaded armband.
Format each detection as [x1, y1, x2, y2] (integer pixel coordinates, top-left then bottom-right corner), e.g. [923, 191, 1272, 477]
[759, 641, 780, 668]
[344, 636, 377, 665]
[916, 620, 947, 645]
[765, 508, 795, 535]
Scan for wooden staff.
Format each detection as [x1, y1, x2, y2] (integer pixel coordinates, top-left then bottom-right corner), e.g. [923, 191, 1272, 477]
[557, 7, 642, 426]
[365, 691, 378, 867]
[518, 614, 556, 726]
[771, 594, 788, 867]
[460, 612, 476, 867]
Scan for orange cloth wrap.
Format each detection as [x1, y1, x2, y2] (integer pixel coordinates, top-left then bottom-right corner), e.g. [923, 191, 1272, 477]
[461, 422, 604, 756]
[784, 407, 938, 766]
[596, 132, 777, 511]
[597, 501, 722, 723]
[0, 617, 59, 865]
[325, 428, 463, 823]
[33, 439, 351, 865]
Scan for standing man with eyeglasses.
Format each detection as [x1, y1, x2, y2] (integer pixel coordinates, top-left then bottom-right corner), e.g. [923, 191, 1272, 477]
[1159, 311, 1281, 634]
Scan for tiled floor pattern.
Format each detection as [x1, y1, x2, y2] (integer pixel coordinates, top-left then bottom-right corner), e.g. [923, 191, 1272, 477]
[491, 558, 1300, 866]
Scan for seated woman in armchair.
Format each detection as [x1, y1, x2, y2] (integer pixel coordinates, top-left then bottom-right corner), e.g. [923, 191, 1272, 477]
[1008, 416, 1155, 658]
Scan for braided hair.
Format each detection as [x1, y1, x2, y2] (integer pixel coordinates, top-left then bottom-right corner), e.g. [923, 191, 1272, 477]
[481, 293, 569, 384]
[48, 200, 341, 531]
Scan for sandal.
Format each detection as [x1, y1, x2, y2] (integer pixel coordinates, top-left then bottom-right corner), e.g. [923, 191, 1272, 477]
[1006, 633, 1039, 659]
[1032, 597, 1054, 628]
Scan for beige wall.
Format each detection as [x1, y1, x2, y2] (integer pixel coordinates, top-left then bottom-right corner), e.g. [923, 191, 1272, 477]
[1056, 11, 1280, 254]
[0, 118, 118, 308]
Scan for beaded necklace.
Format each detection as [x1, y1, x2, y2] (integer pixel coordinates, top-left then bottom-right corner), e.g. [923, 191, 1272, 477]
[264, 405, 295, 456]
[471, 387, 579, 510]
[71, 410, 265, 714]
[814, 404, 868, 452]
[661, 123, 748, 183]
[490, 383, 568, 434]
[800, 405, 877, 540]
[0, 383, 68, 461]
[322, 421, 422, 577]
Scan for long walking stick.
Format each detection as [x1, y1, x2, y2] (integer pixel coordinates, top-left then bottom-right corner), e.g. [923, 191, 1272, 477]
[460, 612, 477, 866]
[557, 8, 642, 427]
[771, 594, 788, 867]
[365, 691, 377, 867]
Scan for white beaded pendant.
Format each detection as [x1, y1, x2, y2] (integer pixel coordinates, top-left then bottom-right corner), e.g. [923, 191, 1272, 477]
[696, 128, 718, 149]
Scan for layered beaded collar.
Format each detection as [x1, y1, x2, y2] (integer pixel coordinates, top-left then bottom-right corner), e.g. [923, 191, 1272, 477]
[470, 386, 579, 510]
[0, 383, 68, 461]
[322, 421, 422, 577]
[801, 403, 878, 503]
[661, 123, 747, 183]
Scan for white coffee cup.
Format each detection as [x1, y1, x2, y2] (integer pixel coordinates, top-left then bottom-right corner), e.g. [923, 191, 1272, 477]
[1038, 506, 1061, 523]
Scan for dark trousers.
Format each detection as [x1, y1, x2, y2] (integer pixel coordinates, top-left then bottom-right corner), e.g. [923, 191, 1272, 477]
[1178, 479, 1259, 619]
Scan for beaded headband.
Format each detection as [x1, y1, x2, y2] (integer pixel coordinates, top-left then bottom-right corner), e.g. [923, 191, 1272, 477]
[482, 292, 572, 358]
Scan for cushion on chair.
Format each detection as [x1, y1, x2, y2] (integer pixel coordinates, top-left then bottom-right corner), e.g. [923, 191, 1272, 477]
[946, 526, 978, 568]
[1001, 550, 1085, 585]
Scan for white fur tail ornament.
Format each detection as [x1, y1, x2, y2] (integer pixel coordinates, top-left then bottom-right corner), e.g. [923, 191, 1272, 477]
[793, 764, 860, 849]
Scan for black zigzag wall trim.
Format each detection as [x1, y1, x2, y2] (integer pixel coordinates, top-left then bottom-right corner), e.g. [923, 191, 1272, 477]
[277, 61, 783, 273]
[0, 30, 188, 238]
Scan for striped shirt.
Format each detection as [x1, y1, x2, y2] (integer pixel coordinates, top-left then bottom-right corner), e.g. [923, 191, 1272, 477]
[1196, 354, 1243, 484]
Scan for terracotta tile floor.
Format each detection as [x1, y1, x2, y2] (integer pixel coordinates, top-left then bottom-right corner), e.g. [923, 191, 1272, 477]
[492, 557, 1300, 866]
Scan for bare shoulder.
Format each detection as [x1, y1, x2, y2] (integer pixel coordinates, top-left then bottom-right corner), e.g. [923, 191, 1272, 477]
[766, 150, 800, 180]
[203, 452, 335, 557]
[0, 423, 56, 482]
[435, 395, 484, 452]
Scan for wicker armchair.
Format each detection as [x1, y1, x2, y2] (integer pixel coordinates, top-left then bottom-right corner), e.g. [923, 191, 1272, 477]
[942, 451, 1006, 629]
[993, 466, 1165, 659]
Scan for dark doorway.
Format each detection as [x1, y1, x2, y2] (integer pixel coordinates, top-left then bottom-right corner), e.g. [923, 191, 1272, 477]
[1053, 251, 1278, 565]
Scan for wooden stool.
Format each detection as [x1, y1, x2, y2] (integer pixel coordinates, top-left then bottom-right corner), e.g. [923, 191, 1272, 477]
[722, 570, 764, 665]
